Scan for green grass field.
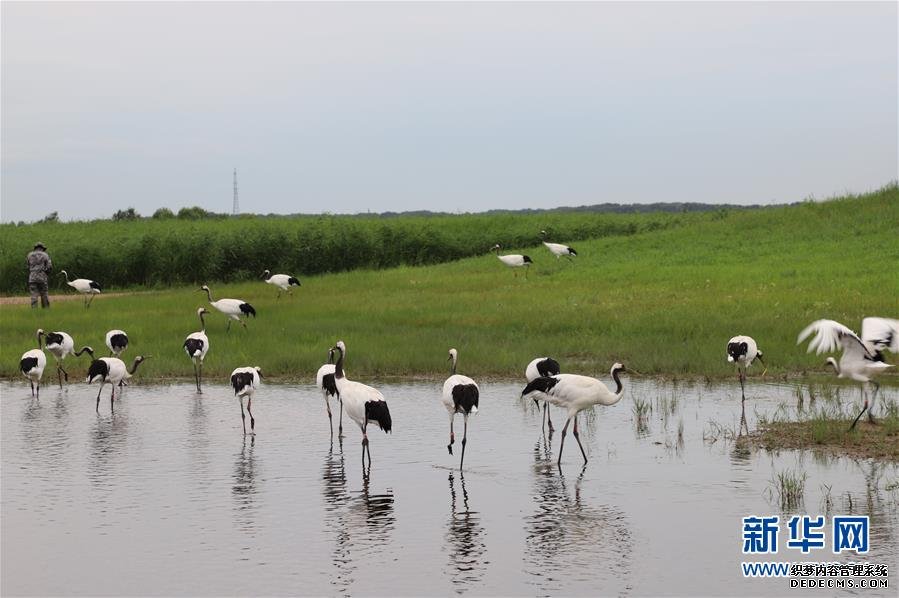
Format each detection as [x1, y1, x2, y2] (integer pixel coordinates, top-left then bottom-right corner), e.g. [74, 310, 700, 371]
[2, 185, 897, 383]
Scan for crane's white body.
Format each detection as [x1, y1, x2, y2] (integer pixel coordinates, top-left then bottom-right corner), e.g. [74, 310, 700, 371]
[330, 340, 392, 467]
[492, 244, 532, 277]
[60, 270, 101, 306]
[41, 330, 93, 388]
[860, 317, 899, 356]
[798, 319, 894, 382]
[184, 308, 210, 392]
[20, 348, 47, 397]
[521, 363, 626, 467]
[86, 356, 146, 411]
[201, 285, 255, 331]
[106, 329, 129, 357]
[798, 318, 895, 427]
[262, 271, 301, 298]
[540, 231, 577, 260]
[442, 349, 480, 469]
[230, 367, 262, 434]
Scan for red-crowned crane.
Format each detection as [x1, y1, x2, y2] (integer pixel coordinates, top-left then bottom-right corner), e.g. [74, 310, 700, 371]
[184, 308, 210, 393]
[526, 357, 561, 433]
[491, 244, 532, 279]
[798, 318, 897, 429]
[521, 363, 627, 468]
[330, 341, 392, 469]
[230, 366, 262, 435]
[60, 270, 101, 307]
[41, 329, 94, 388]
[262, 270, 301, 299]
[540, 230, 577, 261]
[86, 356, 149, 412]
[316, 348, 343, 438]
[20, 329, 47, 398]
[442, 348, 480, 470]
[106, 329, 128, 357]
[726, 335, 765, 402]
[200, 285, 256, 331]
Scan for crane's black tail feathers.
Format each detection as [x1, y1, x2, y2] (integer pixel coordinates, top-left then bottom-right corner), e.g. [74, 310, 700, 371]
[536, 357, 561, 377]
[321, 373, 338, 397]
[20, 357, 38, 374]
[727, 341, 748, 362]
[231, 371, 254, 395]
[240, 303, 256, 317]
[288, 277, 301, 286]
[451, 384, 479, 414]
[366, 401, 392, 433]
[184, 338, 205, 358]
[86, 359, 108, 383]
[521, 376, 559, 397]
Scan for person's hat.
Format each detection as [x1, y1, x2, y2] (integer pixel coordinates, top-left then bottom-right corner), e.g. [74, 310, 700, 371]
[33, 242, 46, 250]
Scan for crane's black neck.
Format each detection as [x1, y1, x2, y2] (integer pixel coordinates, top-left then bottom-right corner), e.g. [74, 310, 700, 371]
[75, 346, 94, 358]
[128, 358, 144, 375]
[203, 287, 214, 302]
[612, 368, 624, 395]
[334, 348, 345, 379]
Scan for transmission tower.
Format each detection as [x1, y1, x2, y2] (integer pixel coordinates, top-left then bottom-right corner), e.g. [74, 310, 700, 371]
[232, 168, 240, 215]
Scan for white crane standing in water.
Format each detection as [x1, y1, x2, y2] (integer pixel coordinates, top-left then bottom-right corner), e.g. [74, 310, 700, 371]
[441, 348, 480, 470]
[316, 348, 343, 438]
[41, 329, 94, 388]
[798, 318, 897, 429]
[230, 366, 262, 434]
[20, 329, 47, 398]
[184, 308, 210, 393]
[521, 363, 627, 468]
[86, 356, 149, 412]
[526, 357, 561, 433]
[330, 341, 392, 469]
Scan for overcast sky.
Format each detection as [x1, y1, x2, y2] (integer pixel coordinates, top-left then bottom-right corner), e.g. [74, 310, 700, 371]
[2, 2, 896, 222]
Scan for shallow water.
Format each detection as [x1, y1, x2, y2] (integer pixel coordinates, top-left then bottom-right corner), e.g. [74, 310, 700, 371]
[2, 378, 897, 596]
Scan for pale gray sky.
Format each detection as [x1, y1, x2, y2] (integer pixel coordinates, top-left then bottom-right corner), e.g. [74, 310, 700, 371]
[2, 1, 896, 222]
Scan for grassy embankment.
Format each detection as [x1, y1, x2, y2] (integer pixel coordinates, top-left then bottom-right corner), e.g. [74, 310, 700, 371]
[1, 185, 897, 382]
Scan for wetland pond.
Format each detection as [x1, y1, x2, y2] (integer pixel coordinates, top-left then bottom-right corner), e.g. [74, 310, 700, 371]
[2, 379, 897, 596]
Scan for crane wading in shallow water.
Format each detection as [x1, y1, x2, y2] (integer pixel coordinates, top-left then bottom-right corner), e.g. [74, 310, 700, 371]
[60, 270, 101, 307]
[798, 318, 897, 429]
[20, 329, 47, 398]
[231, 366, 262, 434]
[184, 308, 210, 393]
[330, 340, 392, 470]
[40, 329, 94, 388]
[199, 285, 256, 331]
[521, 363, 627, 469]
[316, 348, 343, 438]
[442, 348, 480, 470]
[86, 356, 149, 412]
[526, 357, 562, 433]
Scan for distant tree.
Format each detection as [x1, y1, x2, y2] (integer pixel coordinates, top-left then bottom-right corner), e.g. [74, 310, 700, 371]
[152, 207, 175, 219]
[177, 206, 210, 220]
[37, 211, 59, 224]
[112, 207, 140, 221]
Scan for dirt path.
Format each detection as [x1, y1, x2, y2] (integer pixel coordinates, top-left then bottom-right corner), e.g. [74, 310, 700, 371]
[0, 292, 133, 306]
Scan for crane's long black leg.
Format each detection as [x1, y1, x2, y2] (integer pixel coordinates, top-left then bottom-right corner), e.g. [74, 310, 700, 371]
[849, 387, 868, 431]
[30, 380, 35, 397]
[460, 415, 469, 470]
[557, 416, 573, 467]
[240, 398, 247, 434]
[57, 365, 63, 388]
[227, 320, 232, 333]
[338, 398, 344, 437]
[572, 413, 587, 464]
[96, 383, 103, 411]
[326, 397, 333, 438]
[247, 398, 255, 434]
[110, 385, 115, 413]
[740, 369, 746, 401]
[545, 403, 554, 433]
[448, 416, 455, 455]
[868, 381, 880, 423]
[36, 380, 40, 399]
[198, 362, 203, 393]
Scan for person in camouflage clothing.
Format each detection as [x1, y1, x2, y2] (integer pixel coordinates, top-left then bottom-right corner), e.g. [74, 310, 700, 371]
[26, 242, 53, 308]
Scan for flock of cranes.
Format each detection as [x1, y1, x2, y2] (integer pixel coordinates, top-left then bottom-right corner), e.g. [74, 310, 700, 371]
[17, 252, 899, 472]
